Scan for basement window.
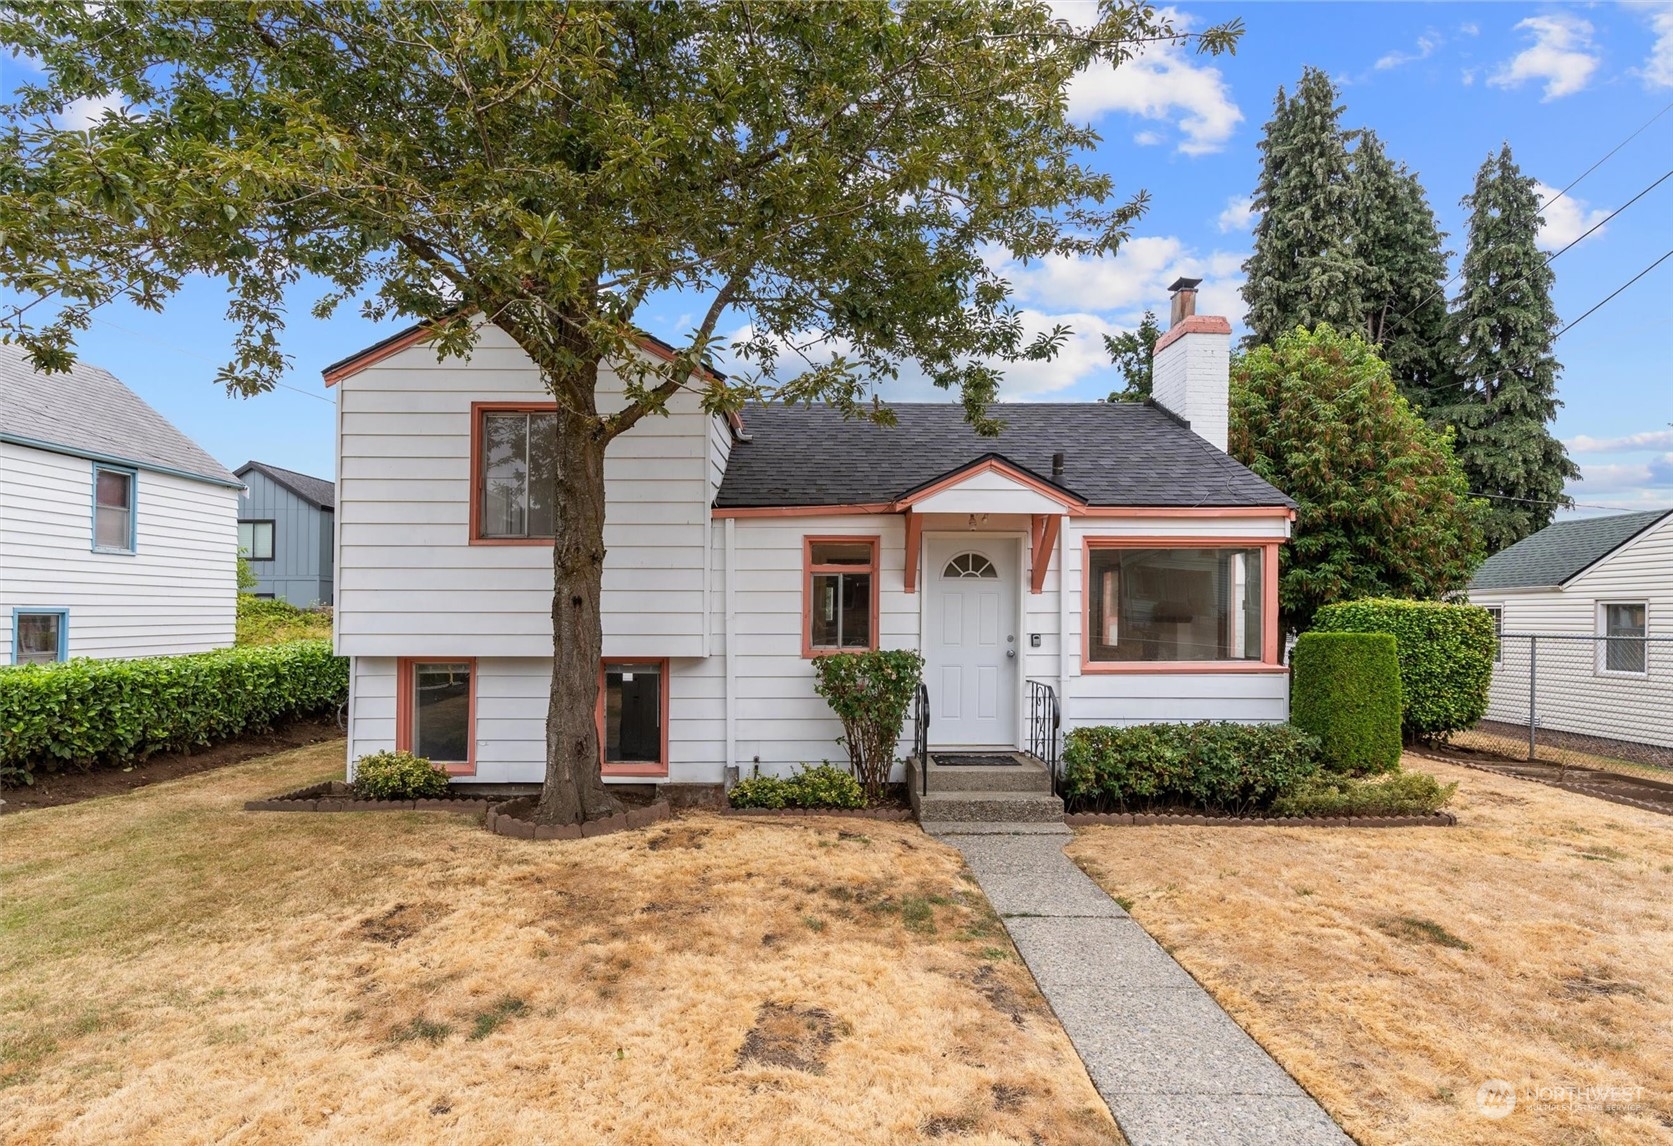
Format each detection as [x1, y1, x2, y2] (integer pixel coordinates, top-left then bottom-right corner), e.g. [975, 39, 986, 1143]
[602, 660, 667, 776]
[398, 659, 475, 774]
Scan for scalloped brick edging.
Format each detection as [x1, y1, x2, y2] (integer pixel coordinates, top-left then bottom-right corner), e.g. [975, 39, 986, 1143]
[718, 806, 914, 821]
[485, 796, 672, 840]
[1063, 810, 1457, 828]
[244, 781, 491, 813]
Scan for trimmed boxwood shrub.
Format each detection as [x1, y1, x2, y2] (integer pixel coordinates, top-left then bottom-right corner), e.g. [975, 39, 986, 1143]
[1312, 599, 1495, 740]
[0, 640, 347, 786]
[1270, 770, 1457, 817]
[1289, 631, 1403, 775]
[1061, 721, 1320, 815]
[353, 751, 450, 800]
[728, 762, 867, 810]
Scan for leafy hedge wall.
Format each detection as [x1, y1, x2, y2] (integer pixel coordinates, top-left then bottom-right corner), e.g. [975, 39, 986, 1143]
[1061, 721, 1320, 815]
[1311, 598, 1495, 739]
[0, 640, 347, 785]
[1289, 631, 1403, 774]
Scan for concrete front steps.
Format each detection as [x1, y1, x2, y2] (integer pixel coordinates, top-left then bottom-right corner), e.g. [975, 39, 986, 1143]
[909, 751, 1064, 830]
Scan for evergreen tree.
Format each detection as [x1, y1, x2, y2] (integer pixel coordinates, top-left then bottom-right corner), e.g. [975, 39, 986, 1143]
[1103, 310, 1161, 401]
[1440, 144, 1578, 551]
[1350, 131, 1453, 409]
[1241, 68, 1365, 344]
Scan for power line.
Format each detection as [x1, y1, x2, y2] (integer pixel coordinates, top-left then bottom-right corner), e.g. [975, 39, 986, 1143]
[87, 314, 334, 404]
[1470, 490, 1644, 513]
[1542, 166, 1673, 264]
[1554, 246, 1673, 341]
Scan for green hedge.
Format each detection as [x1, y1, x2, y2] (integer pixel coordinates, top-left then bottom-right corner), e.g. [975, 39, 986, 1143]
[0, 640, 347, 785]
[1290, 632, 1403, 774]
[1311, 599, 1495, 740]
[1061, 722, 1320, 815]
[728, 762, 867, 810]
[1270, 770, 1457, 817]
[353, 751, 450, 800]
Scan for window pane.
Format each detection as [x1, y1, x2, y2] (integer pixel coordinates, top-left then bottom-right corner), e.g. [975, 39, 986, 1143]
[1604, 604, 1647, 673]
[412, 662, 471, 763]
[239, 521, 273, 559]
[95, 505, 130, 550]
[482, 413, 530, 537]
[811, 572, 842, 648]
[17, 614, 62, 664]
[526, 412, 557, 538]
[1087, 548, 1264, 662]
[839, 573, 871, 647]
[238, 522, 253, 554]
[95, 469, 130, 508]
[605, 662, 662, 763]
[811, 542, 871, 566]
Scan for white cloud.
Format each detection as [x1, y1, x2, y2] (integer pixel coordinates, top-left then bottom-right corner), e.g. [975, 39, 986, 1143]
[1566, 429, 1673, 453]
[1565, 457, 1673, 495]
[1133, 131, 1164, 147]
[1215, 195, 1256, 234]
[1643, 10, 1673, 88]
[990, 236, 1246, 325]
[56, 93, 126, 130]
[1376, 31, 1442, 72]
[1534, 182, 1609, 252]
[1489, 14, 1600, 101]
[1458, 23, 1479, 38]
[1061, 7, 1243, 155]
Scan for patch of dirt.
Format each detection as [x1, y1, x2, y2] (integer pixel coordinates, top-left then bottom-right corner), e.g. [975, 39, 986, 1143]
[733, 1002, 844, 1074]
[359, 903, 441, 946]
[1563, 967, 1645, 999]
[645, 825, 710, 850]
[991, 1083, 1029, 1111]
[922, 1110, 982, 1137]
[2, 718, 343, 811]
[969, 964, 1038, 1024]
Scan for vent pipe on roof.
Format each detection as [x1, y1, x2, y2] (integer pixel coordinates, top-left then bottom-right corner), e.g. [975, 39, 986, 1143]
[1051, 451, 1064, 481]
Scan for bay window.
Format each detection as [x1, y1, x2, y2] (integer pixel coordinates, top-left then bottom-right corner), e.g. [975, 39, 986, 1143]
[1086, 544, 1269, 664]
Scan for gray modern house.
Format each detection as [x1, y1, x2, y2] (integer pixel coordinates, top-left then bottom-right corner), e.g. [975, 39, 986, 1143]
[234, 461, 335, 606]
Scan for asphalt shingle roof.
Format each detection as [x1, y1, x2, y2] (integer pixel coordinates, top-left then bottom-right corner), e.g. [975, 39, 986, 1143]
[0, 343, 238, 487]
[236, 460, 335, 510]
[1470, 509, 1672, 591]
[715, 403, 1295, 509]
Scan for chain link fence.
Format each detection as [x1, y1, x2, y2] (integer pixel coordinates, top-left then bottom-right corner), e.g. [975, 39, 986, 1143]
[1449, 634, 1673, 781]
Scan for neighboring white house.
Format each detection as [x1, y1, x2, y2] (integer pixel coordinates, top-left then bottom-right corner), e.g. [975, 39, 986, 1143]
[327, 280, 1296, 788]
[1468, 509, 1673, 751]
[0, 345, 241, 663]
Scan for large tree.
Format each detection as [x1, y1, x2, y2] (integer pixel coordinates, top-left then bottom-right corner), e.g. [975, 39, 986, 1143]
[1439, 144, 1578, 551]
[1240, 67, 1364, 345]
[0, 2, 1240, 824]
[1229, 324, 1485, 634]
[1102, 309, 1161, 402]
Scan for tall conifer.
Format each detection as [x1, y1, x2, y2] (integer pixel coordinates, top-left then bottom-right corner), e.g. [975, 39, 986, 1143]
[1441, 144, 1578, 551]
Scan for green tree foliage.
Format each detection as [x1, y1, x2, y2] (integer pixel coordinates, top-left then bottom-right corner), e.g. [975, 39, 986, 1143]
[1229, 326, 1486, 633]
[1103, 310, 1162, 401]
[1350, 131, 1453, 408]
[1241, 68, 1365, 343]
[810, 648, 926, 802]
[1288, 631, 1402, 774]
[0, 2, 1240, 824]
[1438, 144, 1579, 552]
[1312, 598, 1496, 740]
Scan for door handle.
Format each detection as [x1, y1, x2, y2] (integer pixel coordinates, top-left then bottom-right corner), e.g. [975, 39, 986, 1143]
[1006, 649, 1016, 658]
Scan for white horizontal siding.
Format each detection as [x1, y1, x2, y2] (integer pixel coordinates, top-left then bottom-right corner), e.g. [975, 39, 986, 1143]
[0, 442, 237, 661]
[334, 324, 712, 658]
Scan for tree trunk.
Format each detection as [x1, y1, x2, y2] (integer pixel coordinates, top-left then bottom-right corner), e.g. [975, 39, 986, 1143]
[533, 379, 625, 825]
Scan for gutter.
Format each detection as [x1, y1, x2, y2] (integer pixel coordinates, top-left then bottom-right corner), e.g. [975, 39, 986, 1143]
[0, 432, 246, 491]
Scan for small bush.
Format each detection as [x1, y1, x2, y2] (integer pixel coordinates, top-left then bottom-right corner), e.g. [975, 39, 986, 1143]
[1290, 631, 1403, 774]
[728, 762, 867, 809]
[353, 751, 450, 800]
[237, 594, 333, 646]
[1270, 770, 1457, 818]
[1312, 599, 1495, 740]
[811, 649, 925, 802]
[1061, 722, 1320, 815]
[0, 640, 348, 786]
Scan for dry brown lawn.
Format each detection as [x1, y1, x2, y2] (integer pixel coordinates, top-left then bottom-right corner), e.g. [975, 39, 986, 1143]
[1069, 757, 1673, 1146]
[0, 743, 1119, 1145]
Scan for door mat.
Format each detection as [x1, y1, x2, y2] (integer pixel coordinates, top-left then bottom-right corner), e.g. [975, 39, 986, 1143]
[933, 754, 1022, 767]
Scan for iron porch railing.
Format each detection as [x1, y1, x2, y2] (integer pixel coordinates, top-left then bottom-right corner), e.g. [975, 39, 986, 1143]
[913, 681, 930, 797]
[1023, 679, 1061, 797]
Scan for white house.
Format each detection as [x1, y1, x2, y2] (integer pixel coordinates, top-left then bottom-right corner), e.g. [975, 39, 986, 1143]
[326, 280, 1295, 789]
[0, 344, 241, 664]
[1468, 509, 1673, 751]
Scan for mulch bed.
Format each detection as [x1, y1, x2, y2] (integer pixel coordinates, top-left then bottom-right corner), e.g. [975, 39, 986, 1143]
[245, 780, 492, 814]
[487, 794, 670, 840]
[1409, 747, 1673, 818]
[3, 718, 345, 813]
[1064, 810, 1457, 828]
[719, 806, 915, 821]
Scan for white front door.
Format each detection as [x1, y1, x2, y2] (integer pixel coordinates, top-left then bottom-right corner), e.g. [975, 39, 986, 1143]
[925, 537, 1019, 746]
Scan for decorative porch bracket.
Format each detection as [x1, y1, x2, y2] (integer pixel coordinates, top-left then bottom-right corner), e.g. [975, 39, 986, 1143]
[1029, 513, 1061, 594]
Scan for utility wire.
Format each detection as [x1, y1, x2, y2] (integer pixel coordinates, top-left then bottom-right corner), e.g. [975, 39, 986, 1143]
[1469, 490, 1628, 513]
[1384, 98, 1673, 329]
[1542, 167, 1673, 263]
[88, 314, 334, 404]
[1554, 246, 1673, 341]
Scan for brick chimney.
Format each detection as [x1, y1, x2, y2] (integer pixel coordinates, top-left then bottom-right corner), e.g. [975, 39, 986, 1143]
[1151, 277, 1233, 453]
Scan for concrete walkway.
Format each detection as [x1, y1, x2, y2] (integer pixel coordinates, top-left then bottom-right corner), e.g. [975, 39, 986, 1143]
[936, 825, 1353, 1146]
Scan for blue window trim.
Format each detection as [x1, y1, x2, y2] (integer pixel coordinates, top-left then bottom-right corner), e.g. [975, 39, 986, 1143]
[12, 608, 69, 665]
[91, 462, 138, 554]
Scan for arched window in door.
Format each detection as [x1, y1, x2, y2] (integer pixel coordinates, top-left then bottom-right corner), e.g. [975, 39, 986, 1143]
[942, 552, 998, 579]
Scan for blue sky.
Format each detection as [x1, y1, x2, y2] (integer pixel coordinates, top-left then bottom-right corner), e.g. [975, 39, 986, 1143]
[9, 2, 1672, 513]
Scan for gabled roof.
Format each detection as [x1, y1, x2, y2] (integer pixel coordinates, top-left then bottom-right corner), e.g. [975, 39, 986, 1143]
[714, 402, 1295, 510]
[1470, 509, 1672, 591]
[236, 460, 336, 510]
[0, 342, 240, 488]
